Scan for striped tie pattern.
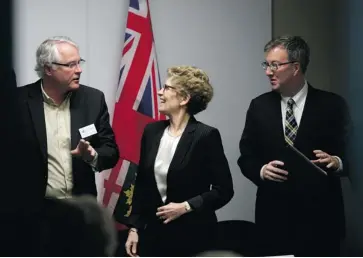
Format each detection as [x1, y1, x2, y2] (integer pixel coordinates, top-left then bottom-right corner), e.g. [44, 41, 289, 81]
[284, 98, 298, 146]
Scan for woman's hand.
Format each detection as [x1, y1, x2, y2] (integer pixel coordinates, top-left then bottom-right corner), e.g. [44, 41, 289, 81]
[125, 229, 139, 257]
[156, 202, 190, 224]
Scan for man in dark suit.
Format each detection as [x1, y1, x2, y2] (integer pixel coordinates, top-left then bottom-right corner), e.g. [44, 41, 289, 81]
[238, 35, 350, 256]
[17, 36, 119, 201]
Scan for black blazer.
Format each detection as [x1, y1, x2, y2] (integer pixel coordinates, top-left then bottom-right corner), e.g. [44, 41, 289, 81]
[16, 80, 119, 200]
[238, 85, 350, 238]
[128, 117, 234, 229]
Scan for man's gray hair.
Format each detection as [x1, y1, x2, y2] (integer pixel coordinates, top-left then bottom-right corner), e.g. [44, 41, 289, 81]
[34, 36, 79, 78]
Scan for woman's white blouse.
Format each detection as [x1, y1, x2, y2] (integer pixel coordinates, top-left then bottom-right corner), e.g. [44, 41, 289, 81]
[154, 127, 182, 202]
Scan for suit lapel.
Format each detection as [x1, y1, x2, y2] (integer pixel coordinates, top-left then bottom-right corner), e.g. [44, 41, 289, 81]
[269, 92, 285, 142]
[146, 120, 169, 171]
[70, 88, 84, 150]
[167, 117, 197, 174]
[145, 121, 168, 204]
[145, 117, 197, 204]
[27, 81, 47, 159]
[294, 85, 316, 147]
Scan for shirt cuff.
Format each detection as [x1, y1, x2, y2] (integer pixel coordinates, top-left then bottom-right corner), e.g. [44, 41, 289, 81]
[85, 151, 99, 172]
[260, 164, 267, 180]
[333, 155, 343, 172]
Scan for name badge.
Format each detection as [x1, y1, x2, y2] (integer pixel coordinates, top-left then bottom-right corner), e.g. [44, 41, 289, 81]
[79, 124, 97, 138]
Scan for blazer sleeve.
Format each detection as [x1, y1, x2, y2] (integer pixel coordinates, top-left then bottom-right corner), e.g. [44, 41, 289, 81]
[187, 128, 234, 212]
[93, 93, 119, 171]
[326, 96, 351, 177]
[126, 126, 148, 229]
[237, 99, 265, 186]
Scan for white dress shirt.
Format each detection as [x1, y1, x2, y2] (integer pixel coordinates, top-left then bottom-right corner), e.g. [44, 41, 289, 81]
[280, 81, 308, 132]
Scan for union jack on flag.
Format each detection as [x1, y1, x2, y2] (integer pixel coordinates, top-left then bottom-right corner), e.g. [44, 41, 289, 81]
[100, 0, 165, 229]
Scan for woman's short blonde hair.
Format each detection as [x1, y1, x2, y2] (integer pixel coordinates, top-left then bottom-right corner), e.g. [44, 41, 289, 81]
[167, 65, 214, 115]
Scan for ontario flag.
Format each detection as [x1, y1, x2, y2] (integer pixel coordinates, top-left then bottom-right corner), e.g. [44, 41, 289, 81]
[100, 0, 165, 229]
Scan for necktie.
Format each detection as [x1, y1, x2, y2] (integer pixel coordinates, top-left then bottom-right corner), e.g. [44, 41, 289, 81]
[284, 98, 298, 145]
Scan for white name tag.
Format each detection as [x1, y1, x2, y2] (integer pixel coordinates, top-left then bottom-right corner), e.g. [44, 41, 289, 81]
[79, 124, 97, 138]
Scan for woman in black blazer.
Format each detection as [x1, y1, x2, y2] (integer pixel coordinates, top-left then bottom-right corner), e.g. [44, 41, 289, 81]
[125, 66, 234, 257]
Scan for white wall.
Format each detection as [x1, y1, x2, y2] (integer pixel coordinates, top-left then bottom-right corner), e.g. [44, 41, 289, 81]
[13, 0, 271, 223]
[13, 0, 128, 119]
[272, 0, 336, 92]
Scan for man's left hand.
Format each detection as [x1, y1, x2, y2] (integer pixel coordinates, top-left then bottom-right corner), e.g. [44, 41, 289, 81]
[311, 150, 339, 170]
[71, 139, 96, 162]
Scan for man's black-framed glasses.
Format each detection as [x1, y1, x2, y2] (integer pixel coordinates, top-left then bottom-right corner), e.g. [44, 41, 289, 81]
[52, 58, 86, 69]
[261, 61, 295, 71]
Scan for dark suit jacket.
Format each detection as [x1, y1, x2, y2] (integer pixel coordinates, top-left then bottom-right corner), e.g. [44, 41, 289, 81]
[16, 80, 119, 200]
[237, 85, 350, 253]
[128, 117, 234, 230]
